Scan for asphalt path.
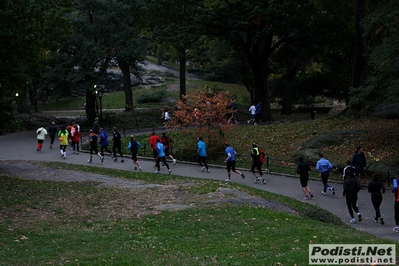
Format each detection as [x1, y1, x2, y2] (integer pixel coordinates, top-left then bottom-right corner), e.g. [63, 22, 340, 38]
[1, 130, 398, 242]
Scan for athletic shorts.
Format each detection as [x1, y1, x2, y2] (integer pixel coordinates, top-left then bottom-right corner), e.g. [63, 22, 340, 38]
[226, 160, 236, 172]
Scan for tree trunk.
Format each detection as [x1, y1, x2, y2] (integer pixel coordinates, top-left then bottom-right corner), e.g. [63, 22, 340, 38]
[281, 58, 299, 115]
[253, 68, 273, 122]
[85, 88, 97, 123]
[179, 51, 187, 98]
[31, 82, 38, 112]
[244, 33, 274, 121]
[352, 0, 367, 89]
[119, 59, 133, 111]
[16, 92, 31, 114]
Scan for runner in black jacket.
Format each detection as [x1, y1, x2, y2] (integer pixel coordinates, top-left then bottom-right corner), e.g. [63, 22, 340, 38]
[296, 157, 313, 200]
[343, 168, 362, 224]
[368, 173, 385, 225]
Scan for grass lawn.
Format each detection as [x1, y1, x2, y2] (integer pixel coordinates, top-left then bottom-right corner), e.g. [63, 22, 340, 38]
[17, 57, 399, 265]
[0, 163, 397, 265]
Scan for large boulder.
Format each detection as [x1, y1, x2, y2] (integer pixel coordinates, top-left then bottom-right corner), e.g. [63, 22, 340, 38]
[367, 162, 399, 176]
[303, 134, 342, 149]
[291, 148, 320, 165]
[370, 103, 399, 119]
[291, 130, 365, 165]
[17, 113, 75, 131]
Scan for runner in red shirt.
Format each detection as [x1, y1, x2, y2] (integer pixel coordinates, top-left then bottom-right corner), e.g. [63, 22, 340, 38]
[149, 132, 161, 166]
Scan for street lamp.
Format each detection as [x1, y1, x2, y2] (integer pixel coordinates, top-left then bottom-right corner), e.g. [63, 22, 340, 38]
[94, 85, 105, 126]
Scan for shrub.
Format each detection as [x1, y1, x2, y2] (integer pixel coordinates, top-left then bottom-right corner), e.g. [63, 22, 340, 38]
[136, 89, 165, 103]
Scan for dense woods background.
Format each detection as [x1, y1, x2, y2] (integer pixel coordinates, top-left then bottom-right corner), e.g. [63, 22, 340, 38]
[1, 0, 398, 132]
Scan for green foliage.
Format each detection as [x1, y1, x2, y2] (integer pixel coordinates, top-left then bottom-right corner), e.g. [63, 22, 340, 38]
[136, 88, 166, 103]
[349, 1, 399, 112]
[0, 0, 73, 126]
[41, 0, 148, 122]
[0, 91, 20, 133]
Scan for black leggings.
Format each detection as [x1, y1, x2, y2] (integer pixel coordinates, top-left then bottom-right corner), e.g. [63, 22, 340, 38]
[50, 135, 55, 145]
[321, 173, 331, 192]
[101, 145, 112, 156]
[60, 145, 67, 152]
[371, 194, 382, 219]
[395, 202, 399, 226]
[197, 156, 208, 169]
[156, 156, 169, 171]
[113, 142, 123, 158]
[346, 198, 359, 219]
[73, 141, 80, 152]
[251, 161, 262, 175]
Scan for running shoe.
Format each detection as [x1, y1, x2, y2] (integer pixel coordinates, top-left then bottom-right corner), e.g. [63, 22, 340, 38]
[357, 213, 362, 222]
[200, 166, 205, 172]
[262, 179, 267, 185]
[380, 217, 384, 225]
[321, 191, 326, 195]
[101, 156, 104, 163]
[392, 226, 399, 232]
[309, 192, 313, 198]
[225, 179, 231, 182]
[332, 187, 335, 196]
[350, 218, 356, 224]
[173, 159, 177, 165]
[373, 217, 378, 223]
[240, 173, 245, 179]
[88, 159, 92, 163]
[168, 169, 172, 174]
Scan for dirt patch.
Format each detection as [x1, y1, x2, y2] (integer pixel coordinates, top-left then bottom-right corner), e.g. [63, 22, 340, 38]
[0, 161, 293, 228]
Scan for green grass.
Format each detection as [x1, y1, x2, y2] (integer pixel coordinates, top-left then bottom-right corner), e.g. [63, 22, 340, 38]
[1, 163, 398, 265]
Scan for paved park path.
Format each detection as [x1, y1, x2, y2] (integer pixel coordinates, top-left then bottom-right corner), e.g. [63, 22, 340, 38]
[0, 129, 398, 243]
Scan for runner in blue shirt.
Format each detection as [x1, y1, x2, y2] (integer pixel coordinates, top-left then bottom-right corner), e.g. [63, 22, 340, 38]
[224, 142, 245, 182]
[197, 136, 209, 173]
[155, 139, 171, 174]
[316, 153, 335, 195]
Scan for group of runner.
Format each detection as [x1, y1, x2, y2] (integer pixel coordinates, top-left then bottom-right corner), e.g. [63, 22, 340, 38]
[38, 122, 399, 232]
[296, 147, 399, 233]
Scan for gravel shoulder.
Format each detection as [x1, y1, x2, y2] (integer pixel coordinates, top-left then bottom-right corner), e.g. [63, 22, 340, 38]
[0, 160, 293, 215]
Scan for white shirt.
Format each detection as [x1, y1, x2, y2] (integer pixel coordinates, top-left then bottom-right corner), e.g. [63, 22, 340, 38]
[249, 105, 256, 115]
[164, 111, 170, 121]
[36, 127, 48, 140]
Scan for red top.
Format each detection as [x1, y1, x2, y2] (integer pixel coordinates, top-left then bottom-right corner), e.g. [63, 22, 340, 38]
[72, 131, 81, 143]
[149, 135, 160, 150]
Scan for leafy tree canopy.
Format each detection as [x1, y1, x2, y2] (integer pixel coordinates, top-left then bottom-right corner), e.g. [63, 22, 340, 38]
[349, 1, 399, 112]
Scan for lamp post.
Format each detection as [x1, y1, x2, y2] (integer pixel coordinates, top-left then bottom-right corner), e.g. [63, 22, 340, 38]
[94, 85, 105, 126]
[15, 93, 20, 112]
